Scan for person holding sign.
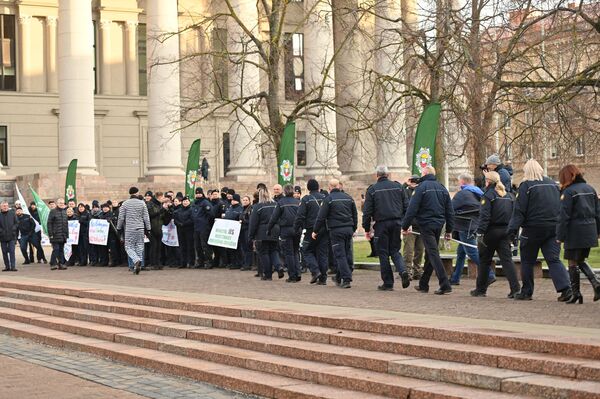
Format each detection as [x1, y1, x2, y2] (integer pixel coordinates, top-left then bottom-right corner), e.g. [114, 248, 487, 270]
[117, 187, 151, 275]
[223, 194, 244, 269]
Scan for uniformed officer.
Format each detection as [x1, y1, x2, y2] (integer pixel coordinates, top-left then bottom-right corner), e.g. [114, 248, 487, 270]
[362, 165, 410, 291]
[268, 184, 302, 282]
[402, 166, 454, 295]
[470, 171, 520, 298]
[295, 179, 328, 284]
[313, 179, 358, 289]
[557, 164, 600, 304]
[191, 187, 213, 269]
[248, 188, 281, 280]
[508, 159, 572, 301]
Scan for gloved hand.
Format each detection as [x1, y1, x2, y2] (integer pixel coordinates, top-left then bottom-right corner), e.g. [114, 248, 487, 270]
[476, 234, 485, 247]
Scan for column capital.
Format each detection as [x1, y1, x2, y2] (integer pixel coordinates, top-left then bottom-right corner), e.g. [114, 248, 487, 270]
[18, 15, 32, 25]
[46, 16, 58, 27]
[99, 20, 112, 29]
[125, 20, 139, 30]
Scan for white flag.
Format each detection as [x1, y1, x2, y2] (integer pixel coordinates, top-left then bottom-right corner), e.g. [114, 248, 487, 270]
[15, 183, 42, 232]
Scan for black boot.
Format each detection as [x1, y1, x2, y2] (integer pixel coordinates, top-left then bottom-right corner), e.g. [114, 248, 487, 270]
[566, 266, 583, 304]
[579, 262, 600, 302]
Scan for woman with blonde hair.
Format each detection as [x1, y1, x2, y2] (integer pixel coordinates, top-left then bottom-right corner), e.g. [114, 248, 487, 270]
[508, 159, 572, 301]
[471, 171, 520, 298]
[557, 164, 600, 303]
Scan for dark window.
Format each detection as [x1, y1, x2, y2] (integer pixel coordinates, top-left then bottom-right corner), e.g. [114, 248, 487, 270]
[212, 27, 228, 99]
[223, 132, 230, 173]
[0, 126, 7, 166]
[284, 33, 304, 100]
[575, 137, 585, 156]
[138, 24, 147, 96]
[0, 15, 16, 91]
[296, 130, 306, 166]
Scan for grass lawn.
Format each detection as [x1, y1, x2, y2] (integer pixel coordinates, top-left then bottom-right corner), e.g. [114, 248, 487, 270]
[353, 239, 600, 268]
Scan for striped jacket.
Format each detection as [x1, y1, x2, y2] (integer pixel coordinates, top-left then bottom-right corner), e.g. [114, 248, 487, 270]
[117, 197, 151, 234]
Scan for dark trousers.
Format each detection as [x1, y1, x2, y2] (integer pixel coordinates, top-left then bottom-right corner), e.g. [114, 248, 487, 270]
[194, 230, 212, 266]
[519, 227, 570, 296]
[476, 228, 520, 293]
[50, 242, 65, 266]
[66, 244, 79, 266]
[1, 240, 16, 270]
[178, 227, 195, 266]
[418, 227, 450, 290]
[78, 233, 88, 265]
[258, 240, 279, 279]
[89, 243, 98, 264]
[18, 234, 34, 262]
[330, 227, 353, 282]
[374, 220, 406, 287]
[165, 245, 181, 266]
[281, 231, 301, 279]
[148, 232, 162, 266]
[239, 227, 253, 268]
[302, 230, 329, 280]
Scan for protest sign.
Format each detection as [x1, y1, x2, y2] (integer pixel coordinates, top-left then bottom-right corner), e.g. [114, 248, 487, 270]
[89, 219, 109, 246]
[67, 220, 80, 244]
[161, 221, 179, 247]
[208, 218, 241, 249]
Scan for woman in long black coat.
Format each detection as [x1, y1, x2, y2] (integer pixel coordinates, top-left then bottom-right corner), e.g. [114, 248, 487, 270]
[248, 188, 280, 280]
[557, 164, 600, 303]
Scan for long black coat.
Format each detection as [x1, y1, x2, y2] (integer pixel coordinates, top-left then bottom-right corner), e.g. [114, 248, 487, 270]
[0, 209, 18, 242]
[47, 207, 68, 243]
[557, 178, 600, 250]
[248, 201, 279, 242]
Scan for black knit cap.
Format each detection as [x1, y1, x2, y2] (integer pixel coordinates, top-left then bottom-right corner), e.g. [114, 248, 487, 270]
[294, 186, 302, 194]
[232, 194, 241, 202]
[227, 188, 235, 195]
[145, 191, 153, 197]
[129, 186, 139, 195]
[307, 179, 319, 192]
[195, 187, 204, 195]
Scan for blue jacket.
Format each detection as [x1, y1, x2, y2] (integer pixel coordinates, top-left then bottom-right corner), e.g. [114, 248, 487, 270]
[509, 177, 560, 232]
[224, 203, 244, 222]
[192, 198, 213, 232]
[496, 165, 513, 192]
[556, 177, 600, 249]
[477, 186, 514, 234]
[294, 191, 326, 233]
[401, 174, 454, 232]
[267, 196, 300, 235]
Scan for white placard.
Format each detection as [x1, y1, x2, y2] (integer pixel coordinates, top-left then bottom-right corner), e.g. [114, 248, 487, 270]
[161, 221, 179, 247]
[89, 219, 110, 246]
[67, 220, 80, 245]
[208, 218, 241, 249]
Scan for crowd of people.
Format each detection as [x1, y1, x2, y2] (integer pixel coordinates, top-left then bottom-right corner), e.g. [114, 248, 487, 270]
[0, 155, 599, 304]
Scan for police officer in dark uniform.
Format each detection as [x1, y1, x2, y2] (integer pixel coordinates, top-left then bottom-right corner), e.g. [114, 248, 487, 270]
[362, 165, 410, 291]
[295, 179, 328, 285]
[508, 159, 572, 301]
[470, 171, 520, 298]
[249, 188, 281, 280]
[313, 179, 358, 289]
[402, 166, 454, 295]
[192, 187, 213, 269]
[268, 184, 301, 282]
[557, 164, 600, 304]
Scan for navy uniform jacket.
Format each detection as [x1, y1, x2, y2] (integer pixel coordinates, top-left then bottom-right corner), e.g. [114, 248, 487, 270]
[556, 177, 600, 249]
[248, 201, 279, 241]
[362, 176, 407, 232]
[267, 196, 300, 235]
[401, 174, 454, 233]
[476, 186, 514, 234]
[313, 189, 357, 233]
[224, 203, 244, 222]
[192, 198, 213, 232]
[509, 177, 560, 233]
[451, 187, 482, 234]
[294, 191, 326, 233]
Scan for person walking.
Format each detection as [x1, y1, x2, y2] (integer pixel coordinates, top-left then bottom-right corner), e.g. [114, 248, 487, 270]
[47, 198, 68, 270]
[313, 179, 358, 289]
[402, 176, 424, 280]
[117, 187, 151, 275]
[0, 201, 18, 272]
[362, 165, 410, 291]
[268, 185, 301, 282]
[508, 159, 572, 301]
[249, 188, 281, 280]
[556, 164, 600, 304]
[402, 166, 454, 295]
[470, 171, 520, 298]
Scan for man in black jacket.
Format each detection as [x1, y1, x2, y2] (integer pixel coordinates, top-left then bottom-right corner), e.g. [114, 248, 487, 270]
[192, 187, 213, 269]
[268, 185, 301, 282]
[145, 191, 163, 269]
[363, 166, 410, 291]
[47, 198, 68, 270]
[313, 179, 358, 288]
[402, 166, 454, 295]
[0, 201, 18, 271]
[16, 207, 36, 265]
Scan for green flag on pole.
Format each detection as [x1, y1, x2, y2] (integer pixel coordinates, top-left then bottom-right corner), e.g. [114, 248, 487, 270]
[64, 159, 77, 203]
[29, 185, 50, 235]
[184, 139, 201, 198]
[278, 122, 296, 186]
[411, 103, 442, 175]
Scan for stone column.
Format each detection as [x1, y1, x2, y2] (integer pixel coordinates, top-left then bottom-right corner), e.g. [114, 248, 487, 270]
[99, 20, 112, 95]
[375, 0, 409, 175]
[146, 0, 183, 175]
[18, 15, 33, 92]
[303, 0, 340, 177]
[46, 16, 58, 93]
[58, 0, 97, 174]
[125, 21, 139, 96]
[226, 0, 264, 177]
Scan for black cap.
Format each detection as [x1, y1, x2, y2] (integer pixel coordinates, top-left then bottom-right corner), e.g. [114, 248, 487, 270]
[129, 186, 139, 195]
[182, 196, 190, 202]
[227, 189, 235, 195]
[176, 192, 183, 199]
[232, 194, 241, 202]
[92, 200, 99, 207]
[30, 201, 36, 206]
[195, 187, 204, 195]
[145, 191, 153, 197]
[106, 200, 113, 206]
[221, 187, 228, 193]
[101, 203, 110, 209]
[307, 179, 319, 192]
[294, 186, 302, 194]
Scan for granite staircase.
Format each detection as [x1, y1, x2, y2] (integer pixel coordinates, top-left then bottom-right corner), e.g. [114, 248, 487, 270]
[0, 279, 599, 399]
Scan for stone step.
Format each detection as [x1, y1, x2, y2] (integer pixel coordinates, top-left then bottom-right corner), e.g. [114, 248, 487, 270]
[0, 307, 550, 399]
[2, 280, 599, 361]
[1, 287, 599, 384]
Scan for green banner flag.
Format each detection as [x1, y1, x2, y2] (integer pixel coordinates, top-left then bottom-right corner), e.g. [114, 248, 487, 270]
[29, 185, 50, 235]
[411, 103, 442, 175]
[64, 159, 77, 204]
[185, 139, 201, 198]
[278, 122, 296, 186]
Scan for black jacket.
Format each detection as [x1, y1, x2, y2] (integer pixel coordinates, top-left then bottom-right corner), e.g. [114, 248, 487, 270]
[224, 203, 244, 221]
[451, 187, 482, 234]
[268, 196, 300, 235]
[0, 209, 18, 241]
[362, 177, 407, 232]
[47, 207, 68, 243]
[557, 177, 600, 249]
[248, 201, 279, 241]
[402, 184, 420, 232]
[174, 204, 194, 230]
[241, 205, 252, 229]
[77, 210, 91, 234]
[146, 197, 163, 234]
[402, 174, 454, 233]
[192, 198, 213, 232]
[16, 213, 36, 236]
[294, 191, 326, 233]
[313, 189, 358, 233]
[477, 186, 514, 234]
[509, 177, 560, 232]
